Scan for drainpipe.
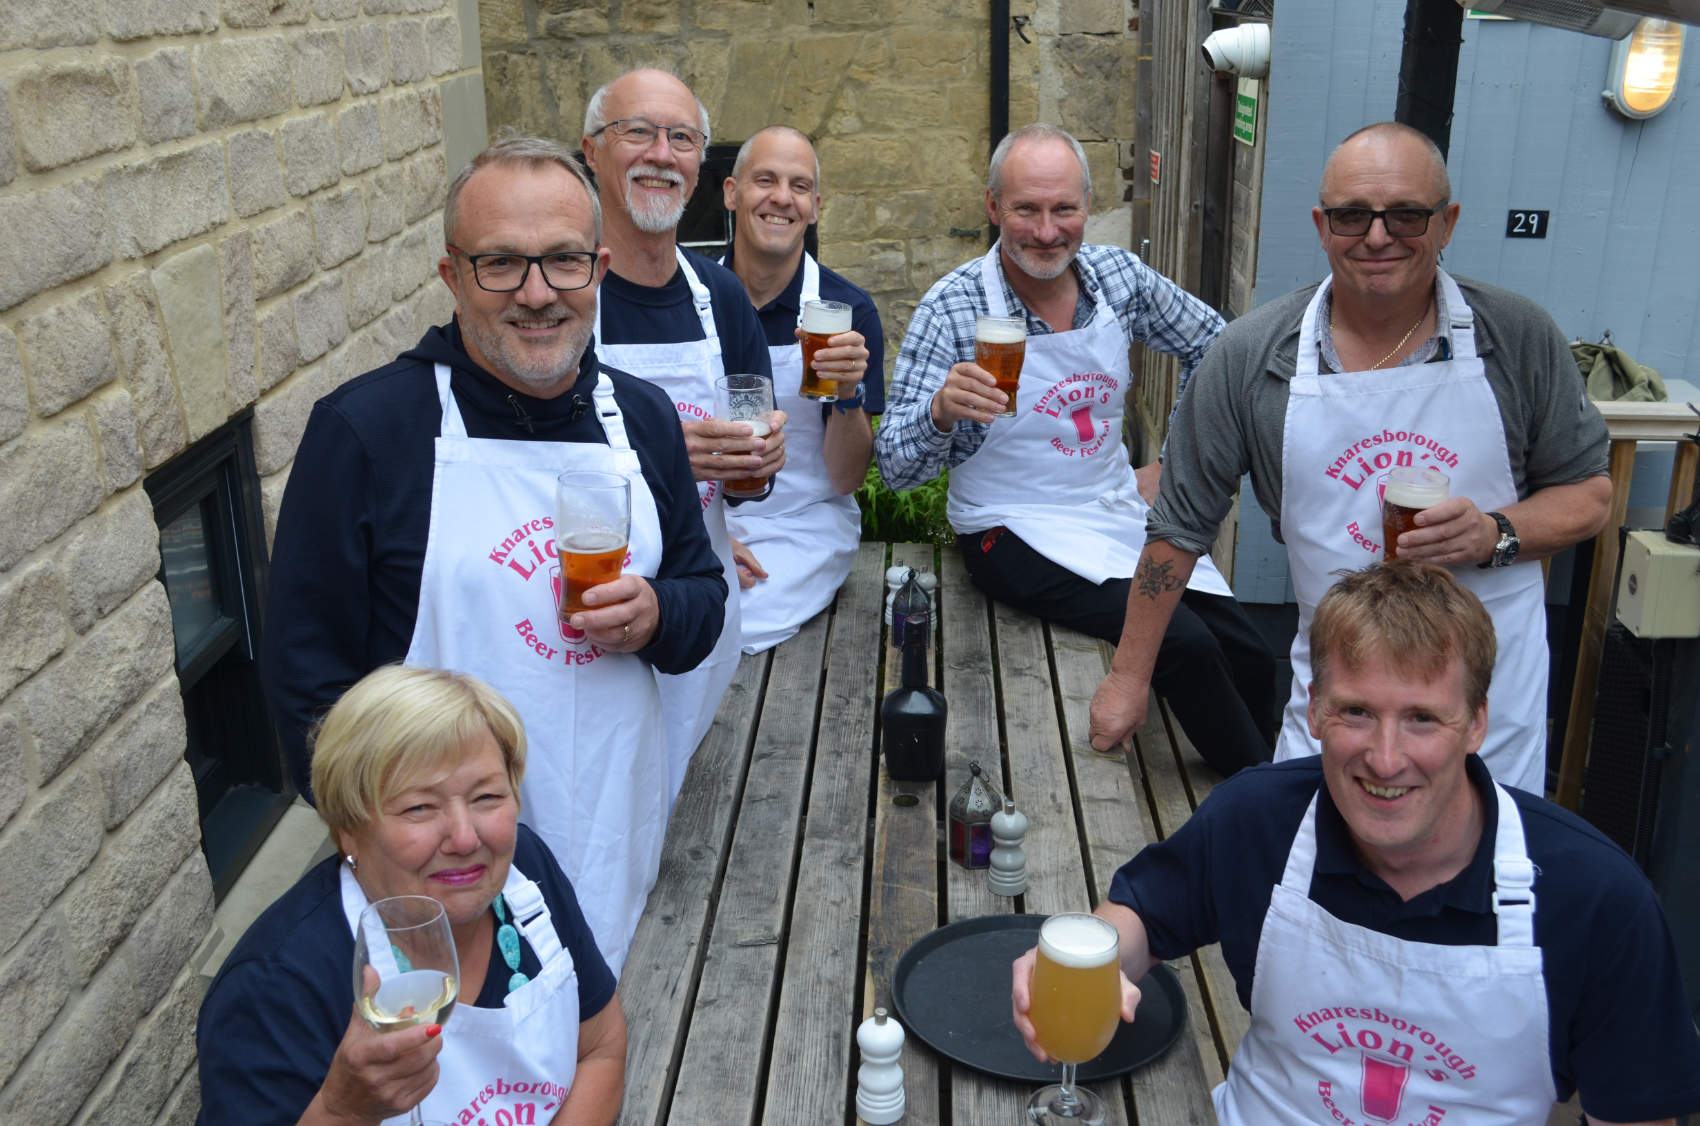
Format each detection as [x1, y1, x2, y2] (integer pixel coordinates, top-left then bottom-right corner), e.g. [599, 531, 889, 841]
[1395, 0, 1465, 157]
[989, 0, 1011, 246]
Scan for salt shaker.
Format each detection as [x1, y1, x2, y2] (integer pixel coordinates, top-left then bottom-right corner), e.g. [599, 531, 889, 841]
[988, 797, 1029, 897]
[855, 1007, 906, 1123]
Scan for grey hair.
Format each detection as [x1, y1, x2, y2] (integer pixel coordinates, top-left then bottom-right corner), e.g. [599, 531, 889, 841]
[1322, 121, 1452, 204]
[730, 125, 821, 188]
[584, 68, 712, 146]
[987, 123, 1091, 201]
[442, 131, 602, 247]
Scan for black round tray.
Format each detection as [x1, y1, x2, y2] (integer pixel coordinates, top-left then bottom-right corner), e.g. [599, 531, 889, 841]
[891, 913, 1186, 1083]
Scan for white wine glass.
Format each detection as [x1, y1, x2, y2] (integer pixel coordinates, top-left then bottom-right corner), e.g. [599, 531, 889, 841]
[1025, 913, 1122, 1124]
[353, 895, 459, 1126]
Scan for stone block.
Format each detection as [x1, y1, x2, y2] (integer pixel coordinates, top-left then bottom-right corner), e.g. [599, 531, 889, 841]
[1053, 34, 1137, 140]
[0, 0, 100, 49]
[389, 18, 429, 84]
[256, 302, 300, 391]
[338, 102, 383, 175]
[404, 148, 446, 223]
[61, 764, 201, 983]
[194, 37, 293, 130]
[13, 584, 173, 781]
[253, 362, 324, 474]
[227, 129, 288, 219]
[390, 223, 433, 302]
[281, 112, 341, 197]
[479, 0, 526, 44]
[343, 250, 391, 329]
[816, 131, 976, 190]
[135, 48, 195, 145]
[12, 58, 137, 173]
[252, 207, 316, 300]
[152, 245, 231, 441]
[414, 280, 453, 333]
[366, 163, 407, 242]
[0, 915, 74, 1087]
[1059, 0, 1123, 35]
[89, 681, 186, 831]
[0, 181, 110, 312]
[426, 13, 460, 74]
[343, 22, 390, 96]
[0, 561, 67, 702]
[103, 0, 217, 38]
[77, 969, 206, 1126]
[540, 0, 608, 38]
[223, 232, 259, 408]
[381, 86, 441, 159]
[91, 388, 143, 494]
[616, 0, 679, 32]
[260, 463, 290, 548]
[105, 273, 187, 468]
[222, 0, 282, 27]
[292, 28, 346, 107]
[315, 0, 360, 15]
[0, 86, 14, 187]
[294, 277, 349, 364]
[372, 299, 420, 361]
[102, 141, 231, 259]
[60, 489, 160, 636]
[0, 413, 104, 572]
[0, 716, 21, 830]
[18, 290, 117, 418]
[313, 186, 367, 269]
[889, 27, 982, 72]
[481, 51, 549, 138]
[0, 329, 22, 443]
[0, 770, 102, 952]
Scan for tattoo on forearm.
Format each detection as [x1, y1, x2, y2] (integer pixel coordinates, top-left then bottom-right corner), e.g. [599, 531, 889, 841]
[1133, 557, 1186, 601]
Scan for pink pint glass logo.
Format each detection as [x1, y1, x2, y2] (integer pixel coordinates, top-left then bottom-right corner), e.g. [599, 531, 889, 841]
[549, 564, 588, 646]
[1359, 1051, 1411, 1122]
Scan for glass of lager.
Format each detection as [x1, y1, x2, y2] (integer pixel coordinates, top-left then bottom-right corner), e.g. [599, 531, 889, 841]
[1380, 465, 1449, 560]
[715, 373, 777, 500]
[975, 315, 1026, 417]
[555, 470, 631, 622]
[799, 299, 854, 402]
[1026, 912, 1121, 1124]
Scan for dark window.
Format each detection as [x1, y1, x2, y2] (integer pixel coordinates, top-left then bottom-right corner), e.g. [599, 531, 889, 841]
[145, 412, 290, 900]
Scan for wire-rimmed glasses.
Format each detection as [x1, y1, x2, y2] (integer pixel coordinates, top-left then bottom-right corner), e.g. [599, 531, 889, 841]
[445, 246, 598, 293]
[589, 117, 708, 155]
[1320, 204, 1447, 238]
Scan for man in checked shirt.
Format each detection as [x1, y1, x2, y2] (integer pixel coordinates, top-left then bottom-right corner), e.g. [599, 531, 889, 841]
[874, 123, 1277, 775]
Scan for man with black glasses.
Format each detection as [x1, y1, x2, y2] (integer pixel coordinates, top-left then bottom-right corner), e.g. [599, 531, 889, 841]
[260, 134, 724, 974]
[1089, 121, 1611, 795]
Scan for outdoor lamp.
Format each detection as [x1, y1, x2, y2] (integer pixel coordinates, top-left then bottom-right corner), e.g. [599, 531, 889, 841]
[1605, 17, 1685, 117]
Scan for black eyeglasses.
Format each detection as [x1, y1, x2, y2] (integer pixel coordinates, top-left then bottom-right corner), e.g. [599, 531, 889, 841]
[589, 117, 708, 155]
[446, 246, 598, 293]
[1321, 204, 1448, 238]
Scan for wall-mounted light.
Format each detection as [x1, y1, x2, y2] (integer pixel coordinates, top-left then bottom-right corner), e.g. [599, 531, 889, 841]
[1201, 22, 1271, 77]
[1605, 17, 1686, 117]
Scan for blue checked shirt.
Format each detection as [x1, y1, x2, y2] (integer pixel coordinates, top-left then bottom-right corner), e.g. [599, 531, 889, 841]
[874, 243, 1225, 490]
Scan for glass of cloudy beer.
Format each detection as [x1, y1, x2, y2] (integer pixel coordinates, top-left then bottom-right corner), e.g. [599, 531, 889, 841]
[1026, 912, 1121, 1124]
[1380, 465, 1449, 560]
[715, 373, 777, 500]
[975, 315, 1026, 417]
[556, 470, 630, 622]
[800, 299, 854, 401]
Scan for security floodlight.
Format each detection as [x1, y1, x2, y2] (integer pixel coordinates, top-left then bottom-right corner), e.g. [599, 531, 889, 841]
[1201, 22, 1271, 77]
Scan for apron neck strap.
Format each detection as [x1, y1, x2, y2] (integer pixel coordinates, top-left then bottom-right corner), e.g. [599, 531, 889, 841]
[1435, 268, 1477, 361]
[592, 375, 633, 452]
[434, 364, 468, 438]
[979, 244, 1011, 318]
[501, 865, 562, 965]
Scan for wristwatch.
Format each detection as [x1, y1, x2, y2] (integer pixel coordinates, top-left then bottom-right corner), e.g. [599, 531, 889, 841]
[830, 380, 867, 413]
[1478, 511, 1520, 568]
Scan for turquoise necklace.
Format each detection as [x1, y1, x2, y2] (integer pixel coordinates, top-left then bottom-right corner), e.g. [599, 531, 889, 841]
[493, 894, 530, 993]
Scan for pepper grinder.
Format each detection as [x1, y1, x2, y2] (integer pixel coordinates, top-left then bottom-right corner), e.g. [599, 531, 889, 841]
[987, 797, 1029, 897]
[855, 1006, 906, 1124]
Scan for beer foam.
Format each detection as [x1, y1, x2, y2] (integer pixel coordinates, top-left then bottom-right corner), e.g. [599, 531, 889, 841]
[742, 418, 771, 438]
[561, 529, 626, 553]
[975, 317, 1026, 344]
[801, 299, 852, 334]
[1037, 914, 1119, 968]
[1383, 466, 1449, 510]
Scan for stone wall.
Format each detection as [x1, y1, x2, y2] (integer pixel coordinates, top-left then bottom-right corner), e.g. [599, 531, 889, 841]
[478, 0, 1143, 362]
[0, 0, 484, 1119]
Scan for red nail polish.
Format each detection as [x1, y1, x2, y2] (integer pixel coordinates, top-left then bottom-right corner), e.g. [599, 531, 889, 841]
[425, 1024, 441, 1038]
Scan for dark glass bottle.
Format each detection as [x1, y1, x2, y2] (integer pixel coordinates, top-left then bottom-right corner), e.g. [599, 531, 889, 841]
[883, 601, 946, 781]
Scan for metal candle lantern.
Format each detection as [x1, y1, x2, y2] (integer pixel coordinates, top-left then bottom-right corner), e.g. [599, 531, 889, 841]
[948, 761, 1002, 869]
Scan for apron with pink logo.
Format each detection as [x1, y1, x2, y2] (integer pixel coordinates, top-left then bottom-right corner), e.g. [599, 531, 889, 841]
[945, 245, 1231, 594]
[1213, 781, 1556, 1125]
[1277, 269, 1547, 793]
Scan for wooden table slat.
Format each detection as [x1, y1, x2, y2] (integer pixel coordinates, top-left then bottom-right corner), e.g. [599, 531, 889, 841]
[937, 550, 1006, 923]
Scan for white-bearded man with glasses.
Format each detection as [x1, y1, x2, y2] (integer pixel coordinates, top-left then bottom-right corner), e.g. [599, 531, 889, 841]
[1089, 121, 1612, 796]
[260, 134, 726, 975]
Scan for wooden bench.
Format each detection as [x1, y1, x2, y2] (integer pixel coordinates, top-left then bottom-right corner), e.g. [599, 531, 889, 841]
[614, 540, 1253, 1124]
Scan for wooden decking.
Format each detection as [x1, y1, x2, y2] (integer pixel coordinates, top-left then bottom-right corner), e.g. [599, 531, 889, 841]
[614, 540, 1252, 1125]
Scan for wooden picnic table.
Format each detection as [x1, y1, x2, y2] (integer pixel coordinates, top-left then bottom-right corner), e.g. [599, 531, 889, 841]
[615, 541, 1247, 1125]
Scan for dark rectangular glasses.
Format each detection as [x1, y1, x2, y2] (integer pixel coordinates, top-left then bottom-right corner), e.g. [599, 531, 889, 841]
[448, 247, 598, 293]
[1322, 205, 1445, 238]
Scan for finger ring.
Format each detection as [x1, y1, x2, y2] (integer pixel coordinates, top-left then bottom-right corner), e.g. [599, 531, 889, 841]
[622, 624, 631, 642]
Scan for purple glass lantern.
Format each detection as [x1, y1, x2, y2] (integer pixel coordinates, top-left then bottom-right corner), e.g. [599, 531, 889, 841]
[948, 761, 1002, 869]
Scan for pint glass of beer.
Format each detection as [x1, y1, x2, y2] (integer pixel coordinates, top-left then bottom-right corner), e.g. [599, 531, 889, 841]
[975, 315, 1026, 417]
[1380, 466, 1450, 560]
[555, 471, 630, 621]
[799, 299, 853, 402]
[1026, 912, 1121, 1124]
[714, 373, 777, 500]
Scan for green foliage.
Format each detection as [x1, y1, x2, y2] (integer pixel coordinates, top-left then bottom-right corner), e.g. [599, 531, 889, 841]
[856, 460, 954, 545]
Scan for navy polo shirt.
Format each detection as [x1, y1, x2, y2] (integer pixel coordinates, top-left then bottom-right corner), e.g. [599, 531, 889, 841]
[597, 247, 773, 380]
[1108, 755, 1700, 1121]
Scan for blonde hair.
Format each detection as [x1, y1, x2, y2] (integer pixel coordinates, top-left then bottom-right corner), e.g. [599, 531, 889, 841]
[1310, 560, 1496, 713]
[309, 665, 528, 838]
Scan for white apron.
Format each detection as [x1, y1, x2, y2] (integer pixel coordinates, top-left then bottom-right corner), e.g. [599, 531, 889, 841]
[1213, 782, 1556, 1125]
[945, 246, 1232, 594]
[722, 253, 862, 653]
[1277, 270, 1548, 793]
[594, 248, 741, 805]
[340, 864, 583, 1126]
[404, 364, 668, 975]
